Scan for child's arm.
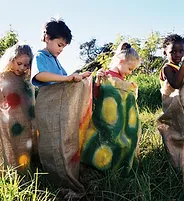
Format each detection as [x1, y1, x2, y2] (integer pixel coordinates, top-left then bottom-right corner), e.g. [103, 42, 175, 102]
[35, 72, 82, 83]
[164, 62, 184, 89]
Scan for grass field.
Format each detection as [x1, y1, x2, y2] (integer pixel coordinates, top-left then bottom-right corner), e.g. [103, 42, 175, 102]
[1, 108, 184, 201]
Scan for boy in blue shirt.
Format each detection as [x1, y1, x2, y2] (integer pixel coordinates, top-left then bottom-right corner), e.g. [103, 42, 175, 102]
[31, 18, 90, 86]
[30, 18, 91, 197]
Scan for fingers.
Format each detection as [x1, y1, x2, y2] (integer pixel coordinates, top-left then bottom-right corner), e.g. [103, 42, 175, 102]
[72, 73, 82, 82]
[96, 68, 106, 78]
[80, 71, 92, 78]
[95, 68, 106, 86]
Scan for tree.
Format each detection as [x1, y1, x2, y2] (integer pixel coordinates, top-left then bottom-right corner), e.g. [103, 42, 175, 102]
[123, 32, 164, 74]
[0, 30, 18, 57]
[79, 32, 165, 75]
[79, 38, 113, 64]
[135, 32, 164, 74]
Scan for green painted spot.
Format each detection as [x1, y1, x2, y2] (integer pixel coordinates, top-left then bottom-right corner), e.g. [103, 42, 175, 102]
[11, 123, 24, 136]
[24, 82, 33, 98]
[29, 105, 35, 118]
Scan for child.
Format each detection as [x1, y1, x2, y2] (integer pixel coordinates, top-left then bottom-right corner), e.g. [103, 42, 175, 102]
[31, 18, 91, 198]
[0, 43, 35, 172]
[94, 42, 139, 97]
[31, 18, 90, 87]
[159, 34, 184, 99]
[81, 42, 141, 175]
[157, 34, 184, 178]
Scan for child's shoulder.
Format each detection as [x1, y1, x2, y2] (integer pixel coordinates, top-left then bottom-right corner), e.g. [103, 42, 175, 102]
[34, 49, 51, 59]
[162, 63, 171, 70]
[160, 63, 179, 82]
[162, 63, 179, 73]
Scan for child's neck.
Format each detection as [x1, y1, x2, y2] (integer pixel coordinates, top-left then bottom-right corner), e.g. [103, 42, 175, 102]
[109, 67, 124, 80]
[169, 61, 180, 66]
[43, 48, 55, 57]
[110, 67, 121, 76]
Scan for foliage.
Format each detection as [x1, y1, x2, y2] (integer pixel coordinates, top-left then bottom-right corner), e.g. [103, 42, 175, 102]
[133, 32, 165, 74]
[79, 38, 113, 64]
[0, 30, 18, 57]
[129, 73, 162, 112]
[79, 32, 165, 75]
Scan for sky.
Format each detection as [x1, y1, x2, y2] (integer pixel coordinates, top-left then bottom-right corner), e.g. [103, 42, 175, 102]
[0, 0, 184, 74]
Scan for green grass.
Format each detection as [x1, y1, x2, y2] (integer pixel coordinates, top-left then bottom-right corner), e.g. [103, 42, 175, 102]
[79, 109, 184, 201]
[1, 108, 184, 201]
[0, 167, 57, 201]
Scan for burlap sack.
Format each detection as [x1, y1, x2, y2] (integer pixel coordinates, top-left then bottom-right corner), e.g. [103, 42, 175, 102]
[81, 76, 141, 175]
[0, 72, 35, 172]
[157, 81, 184, 175]
[35, 77, 92, 193]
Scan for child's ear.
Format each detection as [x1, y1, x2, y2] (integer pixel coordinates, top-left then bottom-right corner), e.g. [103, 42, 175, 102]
[44, 34, 50, 43]
[120, 59, 125, 64]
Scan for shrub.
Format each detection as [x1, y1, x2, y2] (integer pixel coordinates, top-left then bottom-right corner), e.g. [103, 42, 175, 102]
[129, 73, 162, 112]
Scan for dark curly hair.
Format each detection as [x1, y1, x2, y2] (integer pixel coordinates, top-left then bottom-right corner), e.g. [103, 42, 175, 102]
[42, 18, 72, 44]
[163, 34, 184, 49]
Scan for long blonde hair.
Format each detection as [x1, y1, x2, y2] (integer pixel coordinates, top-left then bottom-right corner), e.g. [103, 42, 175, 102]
[0, 43, 33, 73]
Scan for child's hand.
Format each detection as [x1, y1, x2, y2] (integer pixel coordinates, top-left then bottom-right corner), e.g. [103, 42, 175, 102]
[97, 68, 106, 78]
[95, 68, 106, 86]
[80, 71, 91, 78]
[67, 74, 75, 82]
[181, 60, 184, 67]
[72, 73, 82, 82]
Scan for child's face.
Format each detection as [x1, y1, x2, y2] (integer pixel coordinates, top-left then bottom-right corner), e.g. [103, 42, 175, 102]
[165, 42, 184, 65]
[45, 36, 67, 57]
[11, 54, 31, 76]
[118, 59, 138, 77]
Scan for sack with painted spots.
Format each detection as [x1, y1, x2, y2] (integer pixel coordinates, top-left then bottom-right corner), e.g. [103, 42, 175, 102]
[0, 72, 36, 172]
[35, 77, 92, 194]
[81, 76, 141, 175]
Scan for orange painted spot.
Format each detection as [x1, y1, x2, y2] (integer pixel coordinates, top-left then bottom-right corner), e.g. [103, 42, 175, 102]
[79, 101, 92, 151]
[18, 154, 30, 169]
[36, 129, 40, 137]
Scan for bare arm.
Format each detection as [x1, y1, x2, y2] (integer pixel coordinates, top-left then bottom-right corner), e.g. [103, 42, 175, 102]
[164, 62, 184, 89]
[35, 72, 81, 83]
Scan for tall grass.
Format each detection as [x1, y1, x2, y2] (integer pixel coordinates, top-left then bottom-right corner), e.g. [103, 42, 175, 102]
[1, 111, 183, 201]
[0, 167, 57, 201]
[79, 109, 184, 201]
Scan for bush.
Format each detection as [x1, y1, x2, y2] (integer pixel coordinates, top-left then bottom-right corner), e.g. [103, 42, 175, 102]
[129, 73, 162, 112]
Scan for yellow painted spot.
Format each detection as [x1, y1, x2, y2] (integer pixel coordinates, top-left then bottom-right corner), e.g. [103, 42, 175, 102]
[102, 97, 117, 125]
[82, 123, 97, 147]
[128, 107, 136, 127]
[18, 154, 30, 169]
[93, 145, 113, 169]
